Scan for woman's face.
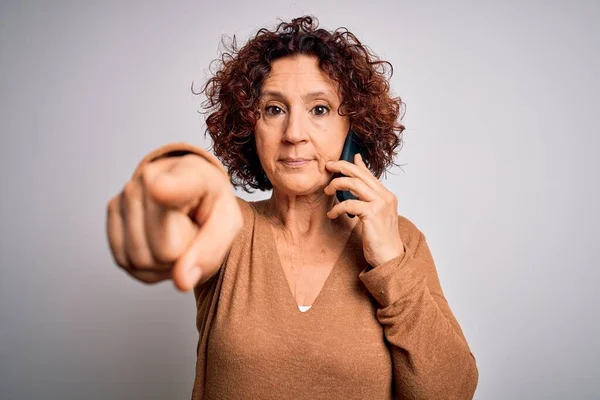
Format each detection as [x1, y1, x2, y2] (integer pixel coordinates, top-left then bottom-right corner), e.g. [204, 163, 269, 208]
[255, 54, 350, 196]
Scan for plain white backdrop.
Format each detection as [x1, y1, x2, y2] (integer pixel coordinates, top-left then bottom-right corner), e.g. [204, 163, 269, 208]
[1, 0, 598, 398]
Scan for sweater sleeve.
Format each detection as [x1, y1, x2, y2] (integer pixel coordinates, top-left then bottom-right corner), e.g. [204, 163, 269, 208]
[358, 229, 479, 400]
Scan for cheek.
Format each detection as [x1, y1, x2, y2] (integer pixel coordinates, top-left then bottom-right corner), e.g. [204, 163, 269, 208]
[254, 134, 279, 172]
[313, 136, 345, 166]
[254, 126, 270, 152]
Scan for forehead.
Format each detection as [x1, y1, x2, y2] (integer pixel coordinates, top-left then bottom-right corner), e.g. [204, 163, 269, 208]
[261, 54, 340, 95]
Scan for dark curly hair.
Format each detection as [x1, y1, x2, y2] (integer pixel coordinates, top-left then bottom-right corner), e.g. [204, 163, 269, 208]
[195, 15, 405, 192]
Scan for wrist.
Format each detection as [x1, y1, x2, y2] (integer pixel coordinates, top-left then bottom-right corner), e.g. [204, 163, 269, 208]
[372, 246, 405, 269]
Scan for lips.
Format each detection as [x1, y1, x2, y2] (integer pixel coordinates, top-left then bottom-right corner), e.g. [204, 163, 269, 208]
[280, 158, 312, 167]
[281, 158, 311, 162]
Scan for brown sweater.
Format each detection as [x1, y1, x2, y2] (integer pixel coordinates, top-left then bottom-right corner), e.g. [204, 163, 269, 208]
[132, 143, 479, 400]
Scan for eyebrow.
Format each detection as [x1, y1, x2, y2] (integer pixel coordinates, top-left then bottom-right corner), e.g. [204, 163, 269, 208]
[260, 90, 336, 102]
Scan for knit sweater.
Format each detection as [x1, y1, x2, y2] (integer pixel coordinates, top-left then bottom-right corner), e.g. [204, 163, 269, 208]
[132, 143, 479, 400]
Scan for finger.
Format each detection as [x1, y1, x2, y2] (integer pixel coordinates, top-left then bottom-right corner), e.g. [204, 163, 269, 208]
[355, 153, 367, 167]
[127, 269, 173, 285]
[145, 186, 199, 264]
[106, 194, 129, 268]
[325, 159, 384, 194]
[146, 155, 215, 212]
[172, 192, 243, 291]
[324, 177, 377, 201]
[122, 178, 155, 268]
[354, 153, 399, 209]
[327, 199, 369, 219]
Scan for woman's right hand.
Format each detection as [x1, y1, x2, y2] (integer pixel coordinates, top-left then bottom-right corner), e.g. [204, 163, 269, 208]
[106, 153, 243, 292]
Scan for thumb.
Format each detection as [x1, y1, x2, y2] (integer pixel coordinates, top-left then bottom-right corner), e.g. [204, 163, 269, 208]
[171, 195, 241, 291]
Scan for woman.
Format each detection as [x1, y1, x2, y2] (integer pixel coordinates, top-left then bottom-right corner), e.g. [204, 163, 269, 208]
[106, 16, 478, 400]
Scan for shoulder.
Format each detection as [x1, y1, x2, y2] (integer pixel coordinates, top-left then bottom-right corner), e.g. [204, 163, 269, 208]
[232, 196, 263, 243]
[235, 196, 256, 220]
[234, 196, 257, 227]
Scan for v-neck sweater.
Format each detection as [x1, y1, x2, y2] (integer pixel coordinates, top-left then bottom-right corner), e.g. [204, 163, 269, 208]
[132, 143, 479, 400]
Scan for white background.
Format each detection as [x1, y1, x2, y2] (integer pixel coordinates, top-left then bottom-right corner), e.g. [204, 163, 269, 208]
[1, 0, 598, 398]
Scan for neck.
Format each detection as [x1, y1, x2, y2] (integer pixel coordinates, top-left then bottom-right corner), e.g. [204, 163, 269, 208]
[265, 189, 347, 242]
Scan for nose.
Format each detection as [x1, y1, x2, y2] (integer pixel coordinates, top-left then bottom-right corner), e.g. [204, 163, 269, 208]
[282, 108, 309, 144]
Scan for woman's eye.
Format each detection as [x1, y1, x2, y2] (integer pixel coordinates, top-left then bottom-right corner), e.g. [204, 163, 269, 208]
[312, 105, 330, 116]
[265, 105, 284, 115]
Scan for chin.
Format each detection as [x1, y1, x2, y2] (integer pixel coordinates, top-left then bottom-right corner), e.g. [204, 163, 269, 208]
[275, 175, 325, 196]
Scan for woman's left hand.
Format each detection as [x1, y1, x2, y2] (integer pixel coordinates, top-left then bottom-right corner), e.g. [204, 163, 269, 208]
[324, 154, 405, 267]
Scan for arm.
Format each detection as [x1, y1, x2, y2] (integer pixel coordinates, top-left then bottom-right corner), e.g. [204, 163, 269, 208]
[359, 228, 479, 400]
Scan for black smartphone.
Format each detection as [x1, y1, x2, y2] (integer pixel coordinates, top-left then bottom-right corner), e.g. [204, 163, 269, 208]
[334, 129, 366, 218]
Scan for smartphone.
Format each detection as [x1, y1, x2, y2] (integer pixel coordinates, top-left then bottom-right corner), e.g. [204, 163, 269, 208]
[334, 129, 366, 218]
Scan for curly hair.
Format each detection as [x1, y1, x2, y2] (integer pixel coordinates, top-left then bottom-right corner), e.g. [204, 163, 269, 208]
[195, 15, 405, 192]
